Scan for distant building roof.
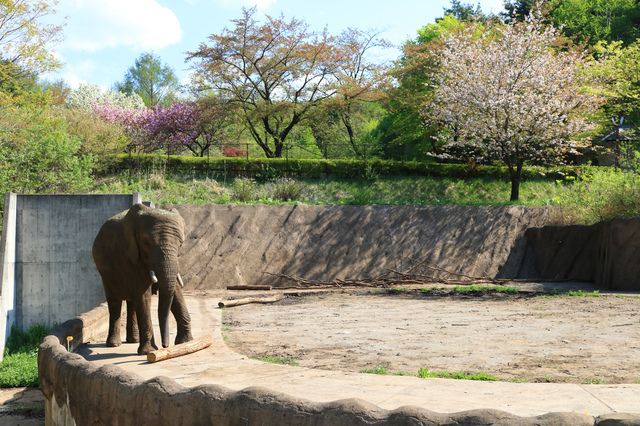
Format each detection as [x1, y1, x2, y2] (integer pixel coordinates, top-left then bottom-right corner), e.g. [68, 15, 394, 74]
[600, 124, 639, 142]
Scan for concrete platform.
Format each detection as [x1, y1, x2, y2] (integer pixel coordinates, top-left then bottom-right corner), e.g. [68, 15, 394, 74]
[76, 292, 640, 418]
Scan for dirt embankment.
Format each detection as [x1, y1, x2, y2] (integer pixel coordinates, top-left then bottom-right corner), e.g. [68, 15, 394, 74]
[160, 204, 550, 290]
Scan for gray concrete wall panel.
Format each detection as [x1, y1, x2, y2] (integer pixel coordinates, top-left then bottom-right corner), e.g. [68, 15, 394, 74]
[0, 193, 143, 360]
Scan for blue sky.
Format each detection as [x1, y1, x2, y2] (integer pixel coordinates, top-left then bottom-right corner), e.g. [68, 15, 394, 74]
[46, 0, 506, 91]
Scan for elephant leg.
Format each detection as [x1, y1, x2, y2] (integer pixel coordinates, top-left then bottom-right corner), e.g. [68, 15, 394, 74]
[125, 300, 139, 343]
[106, 299, 123, 347]
[171, 286, 193, 345]
[135, 289, 157, 355]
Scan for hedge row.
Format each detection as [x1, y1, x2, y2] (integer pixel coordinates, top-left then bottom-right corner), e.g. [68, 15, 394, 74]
[98, 154, 587, 181]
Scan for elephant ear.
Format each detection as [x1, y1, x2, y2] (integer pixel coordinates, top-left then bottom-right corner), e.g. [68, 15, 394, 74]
[123, 207, 140, 265]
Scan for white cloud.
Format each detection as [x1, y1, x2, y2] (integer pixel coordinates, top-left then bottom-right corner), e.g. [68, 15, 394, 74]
[59, 0, 182, 52]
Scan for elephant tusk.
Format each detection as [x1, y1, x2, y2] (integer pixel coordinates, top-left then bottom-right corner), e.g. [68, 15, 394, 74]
[177, 273, 184, 287]
[150, 270, 158, 284]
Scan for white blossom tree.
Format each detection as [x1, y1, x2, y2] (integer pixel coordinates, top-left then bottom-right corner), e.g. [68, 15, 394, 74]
[64, 83, 146, 112]
[425, 9, 602, 201]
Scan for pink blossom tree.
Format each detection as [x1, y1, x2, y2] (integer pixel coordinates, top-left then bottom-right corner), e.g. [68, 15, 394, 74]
[93, 101, 228, 156]
[425, 9, 603, 201]
[92, 102, 153, 151]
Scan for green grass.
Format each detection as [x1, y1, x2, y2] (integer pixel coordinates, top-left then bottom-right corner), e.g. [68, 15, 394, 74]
[538, 290, 602, 298]
[361, 366, 500, 381]
[250, 356, 299, 365]
[0, 324, 49, 388]
[417, 368, 499, 381]
[90, 172, 563, 207]
[360, 366, 389, 375]
[452, 284, 519, 293]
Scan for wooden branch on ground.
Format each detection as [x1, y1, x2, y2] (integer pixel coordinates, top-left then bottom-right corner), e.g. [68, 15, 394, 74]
[218, 293, 283, 308]
[227, 285, 272, 291]
[264, 266, 563, 289]
[147, 335, 213, 363]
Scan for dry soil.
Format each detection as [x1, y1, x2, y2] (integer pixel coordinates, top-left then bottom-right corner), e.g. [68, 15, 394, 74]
[222, 288, 640, 385]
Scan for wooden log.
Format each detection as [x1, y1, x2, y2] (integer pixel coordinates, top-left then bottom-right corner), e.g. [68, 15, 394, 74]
[147, 335, 213, 363]
[218, 293, 283, 308]
[226, 285, 272, 291]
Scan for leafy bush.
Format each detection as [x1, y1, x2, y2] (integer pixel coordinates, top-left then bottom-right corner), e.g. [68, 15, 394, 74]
[0, 106, 95, 198]
[230, 178, 259, 202]
[552, 168, 640, 225]
[0, 324, 49, 388]
[54, 107, 128, 156]
[271, 178, 302, 201]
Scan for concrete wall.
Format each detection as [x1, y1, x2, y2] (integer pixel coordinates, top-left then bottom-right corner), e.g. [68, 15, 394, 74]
[38, 308, 638, 425]
[0, 193, 142, 361]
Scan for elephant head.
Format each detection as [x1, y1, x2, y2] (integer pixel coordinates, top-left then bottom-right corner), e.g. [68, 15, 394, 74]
[122, 204, 185, 348]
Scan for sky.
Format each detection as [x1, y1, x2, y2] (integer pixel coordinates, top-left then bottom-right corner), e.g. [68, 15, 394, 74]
[45, 0, 507, 91]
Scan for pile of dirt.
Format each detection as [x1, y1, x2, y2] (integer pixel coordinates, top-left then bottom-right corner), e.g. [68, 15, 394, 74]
[160, 204, 550, 290]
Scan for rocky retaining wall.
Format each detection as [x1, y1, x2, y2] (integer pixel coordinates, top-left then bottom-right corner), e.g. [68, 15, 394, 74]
[164, 204, 548, 289]
[526, 217, 640, 291]
[38, 307, 640, 425]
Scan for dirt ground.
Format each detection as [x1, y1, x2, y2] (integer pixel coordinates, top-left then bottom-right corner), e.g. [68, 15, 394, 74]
[222, 288, 640, 385]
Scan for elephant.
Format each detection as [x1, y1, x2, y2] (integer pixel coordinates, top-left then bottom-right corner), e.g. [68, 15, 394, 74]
[92, 203, 193, 355]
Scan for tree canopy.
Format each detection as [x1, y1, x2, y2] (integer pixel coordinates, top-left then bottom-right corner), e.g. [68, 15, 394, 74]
[114, 52, 180, 107]
[187, 7, 339, 158]
[426, 9, 602, 201]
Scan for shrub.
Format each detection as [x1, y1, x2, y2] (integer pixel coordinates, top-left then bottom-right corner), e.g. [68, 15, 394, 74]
[552, 168, 640, 225]
[271, 178, 302, 201]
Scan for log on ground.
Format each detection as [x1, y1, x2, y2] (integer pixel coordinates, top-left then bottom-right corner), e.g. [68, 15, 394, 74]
[147, 335, 214, 363]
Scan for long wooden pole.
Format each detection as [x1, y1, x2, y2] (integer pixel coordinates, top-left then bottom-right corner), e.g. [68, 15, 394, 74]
[218, 293, 283, 308]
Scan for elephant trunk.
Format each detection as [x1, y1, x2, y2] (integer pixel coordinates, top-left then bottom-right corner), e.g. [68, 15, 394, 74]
[152, 256, 179, 348]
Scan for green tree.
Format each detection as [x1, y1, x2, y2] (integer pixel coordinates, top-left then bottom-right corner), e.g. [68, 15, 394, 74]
[501, 0, 538, 22]
[379, 16, 473, 160]
[0, 0, 65, 73]
[546, 0, 640, 47]
[438, 0, 489, 22]
[115, 52, 180, 107]
[590, 40, 640, 124]
[330, 27, 391, 154]
[187, 7, 338, 158]
[0, 105, 94, 197]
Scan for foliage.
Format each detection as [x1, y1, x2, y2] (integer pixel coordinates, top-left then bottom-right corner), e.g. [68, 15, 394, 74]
[426, 9, 602, 201]
[52, 106, 128, 156]
[547, 0, 640, 48]
[0, 105, 95, 198]
[0, 0, 65, 74]
[92, 101, 228, 156]
[552, 167, 640, 225]
[65, 83, 145, 112]
[0, 324, 49, 388]
[187, 7, 338, 158]
[114, 52, 180, 107]
[438, 0, 490, 22]
[100, 153, 585, 182]
[329, 27, 391, 152]
[380, 16, 473, 160]
[590, 40, 640, 123]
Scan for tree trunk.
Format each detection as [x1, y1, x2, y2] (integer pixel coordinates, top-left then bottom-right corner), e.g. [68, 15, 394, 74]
[508, 159, 524, 202]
